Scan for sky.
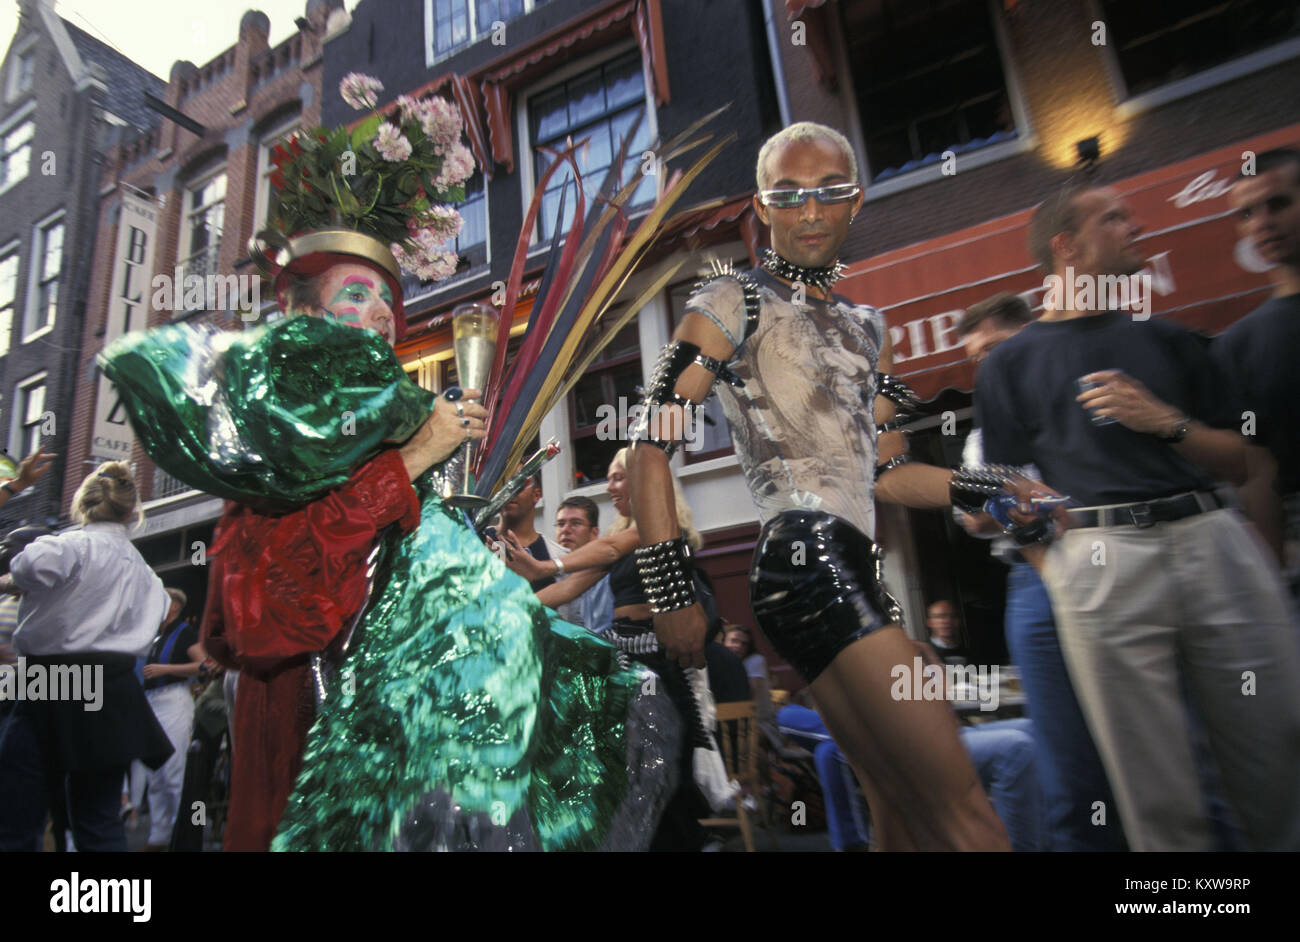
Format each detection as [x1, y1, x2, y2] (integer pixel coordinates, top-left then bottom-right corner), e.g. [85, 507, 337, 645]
[0, 0, 344, 79]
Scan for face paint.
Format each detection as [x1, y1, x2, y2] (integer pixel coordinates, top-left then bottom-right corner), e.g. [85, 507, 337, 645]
[320, 307, 363, 328]
[313, 264, 399, 346]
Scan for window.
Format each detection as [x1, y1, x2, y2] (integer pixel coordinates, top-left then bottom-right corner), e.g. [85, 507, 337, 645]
[10, 51, 34, 98]
[399, 169, 489, 300]
[529, 51, 654, 241]
[1101, 0, 1300, 98]
[0, 119, 33, 191]
[253, 119, 299, 230]
[25, 217, 61, 338]
[426, 0, 551, 63]
[12, 373, 46, 460]
[0, 246, 18, 355]
[568, 317, 641, 486]
[668, 280, 733, 461]
[456, 171, 488, 267]
[430, 0, 471, 58]
[153, 467, 195, 500]
[838, 0, 1018, 182]
[179, 170, 226, 312]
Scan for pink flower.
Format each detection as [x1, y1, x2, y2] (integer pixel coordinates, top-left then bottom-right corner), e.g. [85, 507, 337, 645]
[391, 242, 460, 283]
[435, 142, 476, 188]
[396, 94, 421, 124]
[340, 73, 383, 111]
[421, 97, 463, 151]
[419, 206, 463, 244]
[418, 250, 460, 281]
[374, 122, 413, 162]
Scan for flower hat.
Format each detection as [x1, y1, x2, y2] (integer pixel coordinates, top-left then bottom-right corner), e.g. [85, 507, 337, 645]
[250, 73, 477, 338]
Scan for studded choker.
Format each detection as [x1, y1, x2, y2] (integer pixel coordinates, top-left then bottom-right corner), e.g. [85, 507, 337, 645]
[760, 248, 846, 291]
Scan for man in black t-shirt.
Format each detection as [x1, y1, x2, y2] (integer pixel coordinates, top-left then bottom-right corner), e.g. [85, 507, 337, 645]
[976, 183, 1300, 851]
[1216, 148, 1300, 598]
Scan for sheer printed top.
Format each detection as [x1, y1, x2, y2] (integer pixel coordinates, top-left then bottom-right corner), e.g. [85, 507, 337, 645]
[687, 269, 887, 540]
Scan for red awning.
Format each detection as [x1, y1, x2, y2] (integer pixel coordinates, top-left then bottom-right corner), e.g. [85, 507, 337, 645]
[837, 123, 1300, 401]
[784, 0, 829, 18]
[656, 194, 757, 255]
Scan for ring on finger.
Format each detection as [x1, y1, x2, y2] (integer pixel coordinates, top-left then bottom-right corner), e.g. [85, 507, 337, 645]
[455, 402, 465, 419]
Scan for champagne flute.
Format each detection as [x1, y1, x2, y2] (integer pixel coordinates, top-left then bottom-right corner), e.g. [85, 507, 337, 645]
[444, 302, 498, 509]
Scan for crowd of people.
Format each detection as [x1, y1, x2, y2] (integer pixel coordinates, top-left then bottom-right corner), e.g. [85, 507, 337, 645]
[0, 118, 1296, 853]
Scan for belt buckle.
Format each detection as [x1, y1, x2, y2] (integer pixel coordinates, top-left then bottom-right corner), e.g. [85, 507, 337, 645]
[1129, 503, 1154, 528]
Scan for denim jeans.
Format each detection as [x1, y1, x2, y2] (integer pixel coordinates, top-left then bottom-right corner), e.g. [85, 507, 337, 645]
[960, 718, 1041, 851]
[0, 705, 127, 852]
[779, 705, 1045, 851]
[1004, 560, 1125, 851]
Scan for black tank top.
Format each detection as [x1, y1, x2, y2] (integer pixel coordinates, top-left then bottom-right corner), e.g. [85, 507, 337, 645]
[609, 554, 647, 608]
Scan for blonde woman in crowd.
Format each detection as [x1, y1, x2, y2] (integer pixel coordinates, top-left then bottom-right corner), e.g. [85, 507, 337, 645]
[501, 447, 723, 850]
[0, 462, 172, 852]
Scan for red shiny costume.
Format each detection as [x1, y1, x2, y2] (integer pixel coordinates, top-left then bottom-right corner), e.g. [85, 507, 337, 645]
[199, 448, 420, 851]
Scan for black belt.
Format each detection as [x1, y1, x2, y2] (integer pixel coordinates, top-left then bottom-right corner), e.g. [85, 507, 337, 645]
[1066, 490, 1228, 530]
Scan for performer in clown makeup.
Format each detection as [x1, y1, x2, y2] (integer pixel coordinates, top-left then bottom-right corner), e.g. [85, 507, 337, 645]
[101, 84, 682, 851]
[284, 260, 398, 345]
[159, 230, 487, 851]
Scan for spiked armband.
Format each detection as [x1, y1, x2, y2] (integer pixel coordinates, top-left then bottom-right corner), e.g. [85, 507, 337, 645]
[948, 464, 1023, 515]
[692, 260, 763, 346]
[630, 340, 739, 457]
[875, 372, 924, 435]
[635, 537, 698, 614]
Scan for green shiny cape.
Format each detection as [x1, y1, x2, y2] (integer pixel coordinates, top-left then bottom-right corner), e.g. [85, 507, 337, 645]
[101, 316, 660, 851]
[99, 315, 434, 508]
[274, 486, 643, 851]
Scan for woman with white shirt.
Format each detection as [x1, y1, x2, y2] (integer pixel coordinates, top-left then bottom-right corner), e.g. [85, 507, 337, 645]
[0, 462, 173, 852]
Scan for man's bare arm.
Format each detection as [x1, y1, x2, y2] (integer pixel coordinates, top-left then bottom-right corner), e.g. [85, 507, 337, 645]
[536, 567, 606, 608]
[627, 308, 737, 669]
[873, 327, 954, 508]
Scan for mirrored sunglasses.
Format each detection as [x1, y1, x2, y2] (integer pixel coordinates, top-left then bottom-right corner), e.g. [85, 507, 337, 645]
[759, 183, 861, 209]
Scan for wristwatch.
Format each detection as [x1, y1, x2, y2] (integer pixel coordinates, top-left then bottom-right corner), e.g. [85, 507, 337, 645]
[1156, 414, 1191, 443]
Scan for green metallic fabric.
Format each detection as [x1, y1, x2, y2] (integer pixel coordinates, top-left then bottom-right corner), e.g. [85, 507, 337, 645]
[99, 316, 434, 508]
[274, 483, 642, 851]
[100, 315, 658, 850]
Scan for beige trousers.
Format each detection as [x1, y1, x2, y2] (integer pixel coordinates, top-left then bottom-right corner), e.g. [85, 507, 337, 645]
[1041, 508, 1300, 851]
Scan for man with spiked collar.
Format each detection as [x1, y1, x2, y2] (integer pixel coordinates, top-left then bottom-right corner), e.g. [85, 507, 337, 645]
[627, 122, 1056, 850]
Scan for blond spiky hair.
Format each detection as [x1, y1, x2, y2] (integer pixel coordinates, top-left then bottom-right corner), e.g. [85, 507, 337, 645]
[756, 122, 858, 191]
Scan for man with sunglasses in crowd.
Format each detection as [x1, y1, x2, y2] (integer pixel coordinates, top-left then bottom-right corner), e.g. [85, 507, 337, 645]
[626, 122, 1054, 850]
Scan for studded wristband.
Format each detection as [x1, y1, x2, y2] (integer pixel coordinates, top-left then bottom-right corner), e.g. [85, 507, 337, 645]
[949, 464, 1022, 515]
[635, 536, 698, 614]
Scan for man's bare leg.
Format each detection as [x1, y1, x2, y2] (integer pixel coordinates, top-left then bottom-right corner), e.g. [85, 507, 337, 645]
[810, 626, 1009, 851]
[851, 762, 919, 851]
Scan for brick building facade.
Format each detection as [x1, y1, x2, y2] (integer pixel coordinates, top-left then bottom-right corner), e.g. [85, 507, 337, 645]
[60, 1, 343, 599]
[0, 0, 163, 530]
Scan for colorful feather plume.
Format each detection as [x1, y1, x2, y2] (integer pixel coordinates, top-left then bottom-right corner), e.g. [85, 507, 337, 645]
[474, 107, 733, 497]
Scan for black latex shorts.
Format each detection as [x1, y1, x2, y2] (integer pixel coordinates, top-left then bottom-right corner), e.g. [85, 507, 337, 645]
[749, 509, 903, 682]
